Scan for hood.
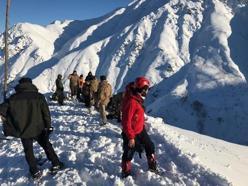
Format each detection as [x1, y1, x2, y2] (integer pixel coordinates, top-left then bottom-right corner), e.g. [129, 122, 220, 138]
[14, 82, 38, 93]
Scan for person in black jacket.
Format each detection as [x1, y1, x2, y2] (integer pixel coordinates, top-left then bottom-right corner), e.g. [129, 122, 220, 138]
[85, 71, 94, 82]
[55, 74, 64, 105]
[0, 77, 63, 179]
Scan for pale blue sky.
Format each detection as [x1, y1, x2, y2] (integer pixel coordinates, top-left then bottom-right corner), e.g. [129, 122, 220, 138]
[0, 0, 132, 32]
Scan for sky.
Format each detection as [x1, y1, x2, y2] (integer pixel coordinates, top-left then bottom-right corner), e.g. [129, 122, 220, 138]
[0, 0, 132, 32]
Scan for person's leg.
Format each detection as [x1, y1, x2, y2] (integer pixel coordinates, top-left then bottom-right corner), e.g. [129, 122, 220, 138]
[74, 86, 78, 98]
[21, 138, 39, 174]
[57, 91, 64, 105]
[99, 104, 107, 125]
[139, 129, 157, 171]
[70, 85, 74, 98]
[36, 132, 61, 166]
[121, 132, 136, 177]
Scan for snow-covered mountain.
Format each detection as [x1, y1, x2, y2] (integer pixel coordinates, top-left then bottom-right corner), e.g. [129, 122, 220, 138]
[0, 0, 248, 144]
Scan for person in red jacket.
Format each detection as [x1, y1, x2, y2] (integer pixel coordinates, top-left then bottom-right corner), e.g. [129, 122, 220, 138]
[121, 77, 157, 177]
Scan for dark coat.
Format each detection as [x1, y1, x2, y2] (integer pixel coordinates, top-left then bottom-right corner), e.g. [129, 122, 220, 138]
[0, 82, 51, 138]
[85, 73, 94, 82]
[56, 78, 63, 91]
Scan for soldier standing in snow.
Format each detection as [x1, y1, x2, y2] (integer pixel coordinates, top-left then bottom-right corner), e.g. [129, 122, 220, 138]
[97, 75, 112, 125]
[55, 74, 64, 105]
[68, 70, 79, 99]
[0, 77, 63, 179]
[121, 77, 157, 177]
[90, 76, 99, 109]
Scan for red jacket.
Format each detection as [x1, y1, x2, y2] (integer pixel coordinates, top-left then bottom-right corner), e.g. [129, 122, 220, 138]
[122, 93, 145, 139]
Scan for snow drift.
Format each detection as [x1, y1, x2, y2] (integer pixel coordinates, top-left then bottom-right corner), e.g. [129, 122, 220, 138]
[0, 0, 248, 144]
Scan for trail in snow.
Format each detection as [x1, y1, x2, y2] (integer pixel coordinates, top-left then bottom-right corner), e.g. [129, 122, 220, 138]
[0, 100, 229, 185]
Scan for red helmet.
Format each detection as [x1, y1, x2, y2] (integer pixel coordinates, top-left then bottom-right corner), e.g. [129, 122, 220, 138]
[135, 77, 150, 89]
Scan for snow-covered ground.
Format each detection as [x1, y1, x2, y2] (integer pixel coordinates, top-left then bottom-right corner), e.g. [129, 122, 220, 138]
[0, 100, 247, 186]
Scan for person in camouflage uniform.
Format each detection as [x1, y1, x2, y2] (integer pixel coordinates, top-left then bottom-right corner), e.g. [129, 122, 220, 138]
[97, 75, 112, 125]
[68, 70, 79, 99]
[90, 76, 99, 109]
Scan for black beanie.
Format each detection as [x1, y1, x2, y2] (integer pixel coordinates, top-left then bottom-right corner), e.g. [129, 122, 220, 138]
[100, 75, 106, 81]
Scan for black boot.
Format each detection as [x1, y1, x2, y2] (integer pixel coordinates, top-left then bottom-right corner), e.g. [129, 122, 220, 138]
[50, 162, 64, 173]
[31, 170, 42, 179]
[147, 154, 158, 172]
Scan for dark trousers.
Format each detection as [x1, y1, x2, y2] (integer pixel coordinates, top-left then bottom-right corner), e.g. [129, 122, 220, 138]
[21, 132, 60, 173]
[56, 90, 64, 105]
[77, 88, 84, 101]
[122, 128, 155, 162]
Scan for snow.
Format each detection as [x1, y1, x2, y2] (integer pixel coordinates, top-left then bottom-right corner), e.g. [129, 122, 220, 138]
[1, 100, 247, 185]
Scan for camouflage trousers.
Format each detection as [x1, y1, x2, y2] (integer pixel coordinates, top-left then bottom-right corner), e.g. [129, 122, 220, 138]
[99, 104, 107, 125]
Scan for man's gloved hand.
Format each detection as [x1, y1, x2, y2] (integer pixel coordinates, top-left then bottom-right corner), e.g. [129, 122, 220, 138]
[44, 127, 54, 136]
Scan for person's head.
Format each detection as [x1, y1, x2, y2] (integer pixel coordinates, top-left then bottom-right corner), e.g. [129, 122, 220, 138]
[134, 77, 150, 98]
[57, 74, 62, 79]
[100, 75, 106, 81]
[19, 77, 32, 84]
[73, 70, 77, 75]
[88, 71, 92, 76]
[80, 74, 83, 78]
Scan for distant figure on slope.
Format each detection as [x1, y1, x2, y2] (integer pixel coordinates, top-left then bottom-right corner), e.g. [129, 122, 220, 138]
[90, 76, 99, 109]
[85, 71, 94, 82]
[55, 74, 65, 105]
[83, 79, 92, 109]
[0, 77, 64, 179]
[77, 74, 84, 102]
[97, 75, 112, 125]
[68, 70, 79, 99]
[121, 77, 157, 178]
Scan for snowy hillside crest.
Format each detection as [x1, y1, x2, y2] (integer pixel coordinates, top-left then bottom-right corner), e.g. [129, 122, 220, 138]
[0, 0, 248, 144]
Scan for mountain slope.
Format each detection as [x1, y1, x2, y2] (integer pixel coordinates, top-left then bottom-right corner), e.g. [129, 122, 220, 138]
[0, 0, 248, 144]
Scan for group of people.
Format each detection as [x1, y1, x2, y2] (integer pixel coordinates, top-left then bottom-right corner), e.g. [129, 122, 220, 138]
[0, 75, 157, 179]
[55, 71, 112, 126]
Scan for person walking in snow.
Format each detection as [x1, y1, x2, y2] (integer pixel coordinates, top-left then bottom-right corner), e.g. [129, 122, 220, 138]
[90, 76, 99, 109]
[68, 70, 79, 99]
[121, 77, 157, 178]
[97, 75, 112, 125]
[83, 80, 93, 110]
[77, 74, 84, 102]
[0, 77, 64, 179]
[55, 74, 65, 105]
